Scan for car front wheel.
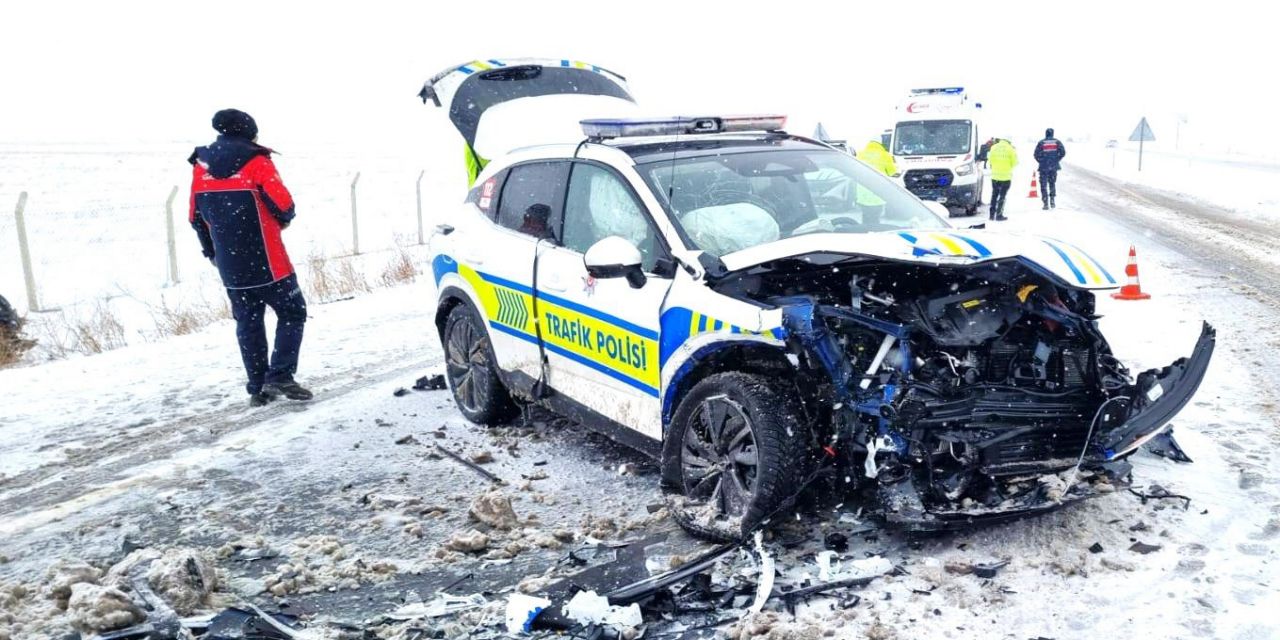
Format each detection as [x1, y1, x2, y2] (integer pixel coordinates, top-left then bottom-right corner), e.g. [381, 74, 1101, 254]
[443, 303, 517, 425]
[661, 372, 812, 542]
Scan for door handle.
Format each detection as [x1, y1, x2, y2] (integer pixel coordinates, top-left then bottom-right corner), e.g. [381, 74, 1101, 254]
[541, 276, 567, 292]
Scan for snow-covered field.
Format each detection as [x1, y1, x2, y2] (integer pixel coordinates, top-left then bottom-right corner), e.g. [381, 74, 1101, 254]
[3, 164, 1279, 639]
[0, 143, 460, 315]
[1070, 143, 1280, 227]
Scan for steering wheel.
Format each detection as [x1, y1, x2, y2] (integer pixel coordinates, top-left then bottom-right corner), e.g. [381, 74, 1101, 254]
[827, 216, 862, 231]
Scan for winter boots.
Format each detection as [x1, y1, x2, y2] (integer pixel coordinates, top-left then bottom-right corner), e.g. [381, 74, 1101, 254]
[250, 380, 314, 407]
[263, 380, 314, 401]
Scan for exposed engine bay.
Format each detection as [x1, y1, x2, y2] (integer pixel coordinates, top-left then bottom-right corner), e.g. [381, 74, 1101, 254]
[717, 254, 1216, 530]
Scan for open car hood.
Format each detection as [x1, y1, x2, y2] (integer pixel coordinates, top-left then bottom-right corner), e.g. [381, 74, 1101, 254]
[419, 58, 636, 181]
[718, 229, 1121, 290]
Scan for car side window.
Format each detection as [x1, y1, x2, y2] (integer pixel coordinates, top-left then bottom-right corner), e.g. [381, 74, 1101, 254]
[496, 162, 569, 241]
[465, 169, 507, 220]
[562, 163, 662, 272]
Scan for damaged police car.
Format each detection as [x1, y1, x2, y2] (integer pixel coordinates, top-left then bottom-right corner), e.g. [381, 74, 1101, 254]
[421, 59, 1215, 541]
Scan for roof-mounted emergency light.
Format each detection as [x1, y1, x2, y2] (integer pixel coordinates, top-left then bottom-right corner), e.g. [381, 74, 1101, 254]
[581, 115, 788, 139]
[910, 87, 965, 95]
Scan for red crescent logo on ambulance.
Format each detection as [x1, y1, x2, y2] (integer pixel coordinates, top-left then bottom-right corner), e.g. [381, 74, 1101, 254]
[906, 102, 924, 113]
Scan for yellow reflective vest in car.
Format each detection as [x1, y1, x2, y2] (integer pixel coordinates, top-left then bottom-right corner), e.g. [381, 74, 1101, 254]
[856, 141, 898, 207]
[988, 139, 1018, 182]
[464, 145, 488, 187]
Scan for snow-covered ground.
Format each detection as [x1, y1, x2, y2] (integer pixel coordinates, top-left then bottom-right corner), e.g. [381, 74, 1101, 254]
[1071, 142, 1280, 226]
[2, 169, 1278, 639]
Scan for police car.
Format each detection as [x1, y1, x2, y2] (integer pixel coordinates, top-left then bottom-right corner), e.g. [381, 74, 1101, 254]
[420, 59, 1214, 541]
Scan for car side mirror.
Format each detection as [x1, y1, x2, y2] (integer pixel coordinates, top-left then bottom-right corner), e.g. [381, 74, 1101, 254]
[584, 236, 646, 289]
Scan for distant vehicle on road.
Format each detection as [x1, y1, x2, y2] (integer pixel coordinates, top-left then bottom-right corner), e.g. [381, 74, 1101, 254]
[1105, 139, 1118, 149]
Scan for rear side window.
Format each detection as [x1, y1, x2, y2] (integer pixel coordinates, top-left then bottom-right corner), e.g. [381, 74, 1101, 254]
[497, 162, 570, 241]
[466, 169, 507, 220]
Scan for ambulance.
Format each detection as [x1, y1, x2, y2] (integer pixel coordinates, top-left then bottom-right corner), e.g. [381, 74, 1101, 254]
[888, 87, 985, 216]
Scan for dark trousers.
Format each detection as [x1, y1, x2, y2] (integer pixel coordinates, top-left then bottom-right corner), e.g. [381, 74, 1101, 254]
[1041, 170, 1058, 200]
[227, 274, 307, 394]
[990, 180, 1012, 216]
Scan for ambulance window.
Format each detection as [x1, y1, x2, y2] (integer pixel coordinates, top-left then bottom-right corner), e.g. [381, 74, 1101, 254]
[497, 162, 569, 241]
[562, 163, 661, 272]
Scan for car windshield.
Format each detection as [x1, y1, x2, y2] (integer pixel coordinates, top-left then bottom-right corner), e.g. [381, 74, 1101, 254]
[638, 148, 948, 257]
[893, 120, 972, 155]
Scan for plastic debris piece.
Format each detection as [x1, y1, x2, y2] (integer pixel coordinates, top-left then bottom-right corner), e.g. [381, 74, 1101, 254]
[1129, 541, 1163, 554]
[392, 387, 410, 397]
[972, 560, 1008, 579]
[202, 606, 299, 639]
[415, 374, 448, 391]
[1142, 427, 1193, 463]
[562, 590, 642, 629]
[389, 593, 487, 619]
[1088, 542, 1104, 554]
[605, 542, 738, 605]
[506, 593, 551, 635]
[748, 531, 775, 614]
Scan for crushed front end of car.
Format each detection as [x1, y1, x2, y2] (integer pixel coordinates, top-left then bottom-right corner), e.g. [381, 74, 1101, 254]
[717, 249, 1215, 531]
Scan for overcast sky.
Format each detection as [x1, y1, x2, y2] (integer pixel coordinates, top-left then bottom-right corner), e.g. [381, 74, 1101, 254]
[1, 0, 1273, 156]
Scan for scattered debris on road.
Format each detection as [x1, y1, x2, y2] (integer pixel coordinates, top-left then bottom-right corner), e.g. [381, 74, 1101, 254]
[1142, 427, 1194, 463]
[414, 374, 448, 391]
[436, 443, 507, 485]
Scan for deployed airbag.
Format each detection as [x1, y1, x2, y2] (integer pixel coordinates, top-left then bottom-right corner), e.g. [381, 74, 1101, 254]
[681, 203, 780, 257]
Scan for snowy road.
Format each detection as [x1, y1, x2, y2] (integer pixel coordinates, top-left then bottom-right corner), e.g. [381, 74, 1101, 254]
[3, 171, 1279, 639]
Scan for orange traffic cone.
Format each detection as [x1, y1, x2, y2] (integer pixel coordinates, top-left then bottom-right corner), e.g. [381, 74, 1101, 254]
[1027, 171, 1040, 199]
[1111, 245, 1152, 300]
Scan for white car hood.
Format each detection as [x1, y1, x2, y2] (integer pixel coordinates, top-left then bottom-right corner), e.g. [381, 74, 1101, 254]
[718, 229, 1121, 290]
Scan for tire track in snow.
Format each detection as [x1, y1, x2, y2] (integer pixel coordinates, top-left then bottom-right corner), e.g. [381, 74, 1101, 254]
[0, 354, 441, 523]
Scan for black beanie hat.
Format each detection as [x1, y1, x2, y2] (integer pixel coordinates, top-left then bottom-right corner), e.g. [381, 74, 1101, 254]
[1046, 127, 1055, 138]
[212, 109, 258, 140]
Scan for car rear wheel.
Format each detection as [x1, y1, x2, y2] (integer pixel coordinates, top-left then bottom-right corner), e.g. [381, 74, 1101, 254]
[661, 372, 812, 542]
[443, 303, 517, 425]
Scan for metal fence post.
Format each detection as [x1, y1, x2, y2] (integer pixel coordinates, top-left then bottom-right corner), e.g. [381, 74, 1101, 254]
[14, 192, 40, 312]
[350, 172, 361, 255]
[165, 185, 180, 285]
[416, 169, 425, 245]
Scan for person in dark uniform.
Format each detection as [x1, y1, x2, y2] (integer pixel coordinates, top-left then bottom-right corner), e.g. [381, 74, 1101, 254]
[1033, 128, 1067, 209]
[189, 109, 312, 406]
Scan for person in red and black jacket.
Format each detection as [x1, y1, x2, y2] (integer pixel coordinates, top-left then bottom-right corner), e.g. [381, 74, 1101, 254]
[190, 109, 312, 406]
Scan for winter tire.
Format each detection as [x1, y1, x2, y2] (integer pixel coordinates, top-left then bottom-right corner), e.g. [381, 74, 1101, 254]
[661, 372, 812, 542]
[443, 303, 518, 425]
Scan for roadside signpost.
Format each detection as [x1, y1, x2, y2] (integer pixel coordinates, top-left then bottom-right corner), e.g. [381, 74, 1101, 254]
[1129, 117, 1157, 171]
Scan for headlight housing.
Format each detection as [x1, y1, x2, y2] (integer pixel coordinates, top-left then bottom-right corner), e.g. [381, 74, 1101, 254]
[955, 162, 975, 176]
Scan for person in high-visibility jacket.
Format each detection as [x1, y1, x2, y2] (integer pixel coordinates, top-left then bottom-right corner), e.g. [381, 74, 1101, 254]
[856, 139, 898, 225]
[987, 138, 1018, 221]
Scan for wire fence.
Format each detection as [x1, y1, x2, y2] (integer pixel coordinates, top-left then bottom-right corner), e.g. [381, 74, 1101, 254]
[0, 143, 458, 314]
